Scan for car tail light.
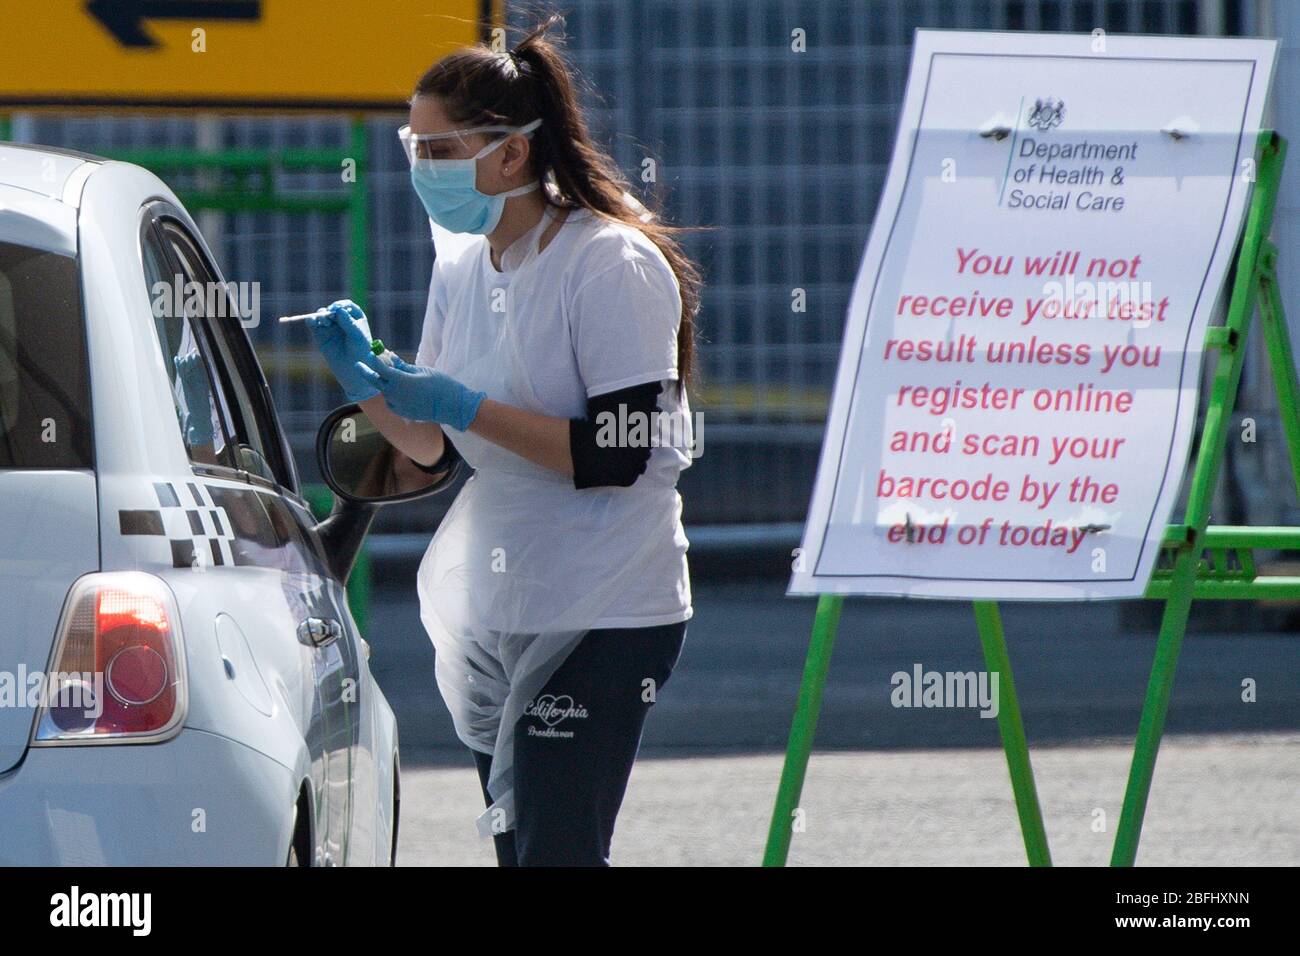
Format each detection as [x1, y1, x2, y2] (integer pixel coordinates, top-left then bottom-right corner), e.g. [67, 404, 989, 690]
[33, 572, 187, 744]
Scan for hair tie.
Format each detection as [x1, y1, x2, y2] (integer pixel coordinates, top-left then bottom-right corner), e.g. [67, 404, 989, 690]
[508, 49, 532, 76]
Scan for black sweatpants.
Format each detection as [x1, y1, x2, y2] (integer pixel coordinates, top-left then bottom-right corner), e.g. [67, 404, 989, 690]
[471, 619, 687, 866]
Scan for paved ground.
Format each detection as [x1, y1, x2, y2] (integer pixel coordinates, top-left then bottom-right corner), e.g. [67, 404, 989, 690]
[397, 733, 1300, 866]
[365, 575, 1300, 865]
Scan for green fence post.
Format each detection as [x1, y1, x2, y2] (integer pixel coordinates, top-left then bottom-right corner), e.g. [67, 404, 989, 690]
[344, 117, 371, 636]
[347, 544, 371, 636]
[348, 117, 370, 307]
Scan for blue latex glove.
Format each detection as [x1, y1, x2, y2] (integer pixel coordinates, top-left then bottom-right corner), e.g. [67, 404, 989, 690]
[307, 299, 379, 402]
[356, 354, 485, 430]
[173, 351, 214, 445]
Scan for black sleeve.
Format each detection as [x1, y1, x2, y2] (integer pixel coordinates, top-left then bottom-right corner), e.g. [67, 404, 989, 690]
[569, 380, 663, 489]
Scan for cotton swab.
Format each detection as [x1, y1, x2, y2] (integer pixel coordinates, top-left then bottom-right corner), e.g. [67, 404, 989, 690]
[278, 309, 330, 324]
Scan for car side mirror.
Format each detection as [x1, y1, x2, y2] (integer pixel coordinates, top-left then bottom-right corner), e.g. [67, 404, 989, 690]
[315, 403, 462, 504]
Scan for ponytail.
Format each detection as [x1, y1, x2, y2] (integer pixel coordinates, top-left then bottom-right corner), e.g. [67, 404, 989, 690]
[414, 14, 702, 392]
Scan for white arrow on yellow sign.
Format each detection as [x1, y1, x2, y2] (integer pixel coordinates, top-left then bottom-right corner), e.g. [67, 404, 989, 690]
[0, 0, 496, 110]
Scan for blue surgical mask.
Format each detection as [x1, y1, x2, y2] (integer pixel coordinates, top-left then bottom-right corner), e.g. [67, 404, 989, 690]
[406, 119, 543, 235]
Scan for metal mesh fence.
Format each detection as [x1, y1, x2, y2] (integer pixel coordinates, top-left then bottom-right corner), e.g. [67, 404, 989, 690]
[16, 0, 1239, 524]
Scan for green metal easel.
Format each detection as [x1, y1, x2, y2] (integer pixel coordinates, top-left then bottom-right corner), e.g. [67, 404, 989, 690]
[764, 130, 1295, 868]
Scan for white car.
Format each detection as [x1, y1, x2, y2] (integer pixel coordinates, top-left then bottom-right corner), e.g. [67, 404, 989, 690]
[0, 143, 450, 865]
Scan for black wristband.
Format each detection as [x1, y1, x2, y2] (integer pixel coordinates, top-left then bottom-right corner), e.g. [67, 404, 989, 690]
[410, 437, 461, 476]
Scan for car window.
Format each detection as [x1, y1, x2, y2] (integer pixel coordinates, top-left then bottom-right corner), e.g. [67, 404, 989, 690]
[197, 483, 306, 577]
[158, 218, 293, 490]
[0, 241, 93, 469]
[141, 223, 238, 471]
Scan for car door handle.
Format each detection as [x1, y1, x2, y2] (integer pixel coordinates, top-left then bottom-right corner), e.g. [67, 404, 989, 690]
[297, 617, 343, 647]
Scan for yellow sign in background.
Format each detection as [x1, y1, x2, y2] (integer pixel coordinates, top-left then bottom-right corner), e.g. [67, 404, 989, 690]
[0, 1, 494, 110]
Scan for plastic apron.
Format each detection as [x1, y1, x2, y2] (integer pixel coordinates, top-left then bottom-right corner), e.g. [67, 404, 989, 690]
[417, 207, 678, 837]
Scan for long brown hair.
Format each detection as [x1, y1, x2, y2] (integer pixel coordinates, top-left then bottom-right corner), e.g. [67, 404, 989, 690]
[414, 14, 701, 390]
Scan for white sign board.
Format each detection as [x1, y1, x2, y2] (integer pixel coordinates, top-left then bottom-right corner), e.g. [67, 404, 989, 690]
[790, 30, 1277, 600]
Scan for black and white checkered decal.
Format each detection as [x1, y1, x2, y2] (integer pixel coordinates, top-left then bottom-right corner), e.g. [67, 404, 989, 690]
[118, 481, 237, 569]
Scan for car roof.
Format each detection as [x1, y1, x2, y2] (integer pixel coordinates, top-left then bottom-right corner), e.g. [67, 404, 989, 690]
[0, 142, 104, 201]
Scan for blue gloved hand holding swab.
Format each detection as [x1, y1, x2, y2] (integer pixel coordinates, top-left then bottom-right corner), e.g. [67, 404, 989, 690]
[307, 299, 381, 402]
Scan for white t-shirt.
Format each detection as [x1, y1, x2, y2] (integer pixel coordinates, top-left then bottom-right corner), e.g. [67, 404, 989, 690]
[416, 208, 693, 628]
